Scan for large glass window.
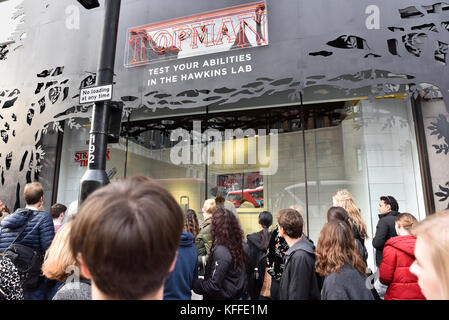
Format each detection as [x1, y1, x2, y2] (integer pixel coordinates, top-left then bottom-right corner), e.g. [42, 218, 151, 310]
[304, 97, 425, 270]
[56, 97, 425, 271]
[124, 110, 207, 217]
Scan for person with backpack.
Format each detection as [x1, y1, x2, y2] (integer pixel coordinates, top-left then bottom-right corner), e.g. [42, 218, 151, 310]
[0, 182, 56, 300]
[246, 211, 272, 300]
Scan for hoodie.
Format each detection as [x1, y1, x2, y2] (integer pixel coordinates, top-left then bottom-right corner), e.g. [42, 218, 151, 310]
[379, 235, 426, 300]
[164, 231, 198, 300]
[279, 237, 321, 300]
[0, 208, 54, 253]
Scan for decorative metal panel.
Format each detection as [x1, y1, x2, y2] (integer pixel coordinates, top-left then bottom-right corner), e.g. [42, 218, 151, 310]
[0, 0, 448, 209]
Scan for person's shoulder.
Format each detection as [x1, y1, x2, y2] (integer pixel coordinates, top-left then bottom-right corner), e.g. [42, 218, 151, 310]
[213, 244, 232, 258]
[36, 210, 51, 217]
[53, 282, 92, 300]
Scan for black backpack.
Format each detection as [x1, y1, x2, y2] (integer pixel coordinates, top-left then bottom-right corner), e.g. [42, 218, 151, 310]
[247, 245, 268, 300]
[2, 211, 43, 290]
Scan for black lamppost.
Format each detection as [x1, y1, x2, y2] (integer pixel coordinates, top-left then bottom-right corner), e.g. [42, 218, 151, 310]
[77, 0, 121, 204]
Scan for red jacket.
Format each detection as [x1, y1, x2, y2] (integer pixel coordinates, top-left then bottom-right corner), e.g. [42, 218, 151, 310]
[379, 235, 425, 300]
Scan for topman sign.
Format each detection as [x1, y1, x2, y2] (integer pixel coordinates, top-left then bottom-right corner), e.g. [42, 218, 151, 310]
[125, 1, 268, 67]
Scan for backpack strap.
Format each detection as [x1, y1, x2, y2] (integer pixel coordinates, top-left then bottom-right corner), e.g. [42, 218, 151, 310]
[5, 210, 35, 251]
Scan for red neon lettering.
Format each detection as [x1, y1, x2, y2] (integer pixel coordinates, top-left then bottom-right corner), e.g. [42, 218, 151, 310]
[150, 30, 173, 54]
[190, 20, 215, 49]
[172, 26, 193, 52]
[128, 31, 148, 65]
[215, 17, 237, 45]
[237, 13, 266, 48]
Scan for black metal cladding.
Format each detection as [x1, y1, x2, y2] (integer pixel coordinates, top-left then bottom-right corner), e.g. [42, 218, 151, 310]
[0, 0, 449, 208]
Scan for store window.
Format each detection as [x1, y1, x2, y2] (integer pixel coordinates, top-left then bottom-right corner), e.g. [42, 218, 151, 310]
[123, 109, 207, 218]
[55, 97, 426, 271]
[303, 97, 425, 270]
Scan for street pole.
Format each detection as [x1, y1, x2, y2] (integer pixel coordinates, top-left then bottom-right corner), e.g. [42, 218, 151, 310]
[79, 0, 121, 204]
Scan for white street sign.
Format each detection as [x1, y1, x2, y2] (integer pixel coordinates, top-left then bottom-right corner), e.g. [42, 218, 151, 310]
[79, 84, 113, 104]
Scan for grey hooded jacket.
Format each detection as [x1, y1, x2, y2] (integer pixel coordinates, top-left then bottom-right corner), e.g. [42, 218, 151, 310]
[279, 237, 321, 300]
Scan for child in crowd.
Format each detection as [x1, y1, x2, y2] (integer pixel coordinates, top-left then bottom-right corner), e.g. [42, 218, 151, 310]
[379, 213, 425, 300]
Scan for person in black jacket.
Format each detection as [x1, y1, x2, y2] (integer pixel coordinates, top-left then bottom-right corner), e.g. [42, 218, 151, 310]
[372, 196, 399, 267]
[277, 208, 320, 300]
[193, 208, 247, 300]
[246, 211, 272, 300]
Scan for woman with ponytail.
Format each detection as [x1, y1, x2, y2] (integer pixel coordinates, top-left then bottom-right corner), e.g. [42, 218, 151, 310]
[246, 211, 273, 300]
[379, 213, 426, 300]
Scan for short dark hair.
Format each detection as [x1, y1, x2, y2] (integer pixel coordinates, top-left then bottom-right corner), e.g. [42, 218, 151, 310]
[277, 208, 303, 239]
[259, 211, 273, 229]
[24, 182, 43, 205]
[215, 195, 225, 205]
[327, 206, 349, 224]
[70, 176, 184, 300]
[50, 203, 67, 219]
[380, 196, 399, 212]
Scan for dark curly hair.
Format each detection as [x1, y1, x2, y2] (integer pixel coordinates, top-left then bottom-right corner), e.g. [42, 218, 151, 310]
[210, 208, 247, 271]
[184, 209, 199, 239]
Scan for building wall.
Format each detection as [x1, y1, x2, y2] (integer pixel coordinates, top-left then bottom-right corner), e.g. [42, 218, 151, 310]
[421, 99, 449, 212]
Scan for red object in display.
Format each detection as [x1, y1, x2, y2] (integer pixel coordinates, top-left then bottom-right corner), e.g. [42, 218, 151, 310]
[226, 186, 263, 208]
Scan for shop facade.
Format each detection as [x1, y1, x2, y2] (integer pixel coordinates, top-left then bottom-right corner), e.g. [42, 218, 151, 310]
[1, 0, 449, 271]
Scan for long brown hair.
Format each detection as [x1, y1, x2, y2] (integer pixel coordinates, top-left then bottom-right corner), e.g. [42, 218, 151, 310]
[315, 220, 367, 277]
[184, 209, 199, 239]
[210, 208, 247, 271]
[333, 190, 369, 239]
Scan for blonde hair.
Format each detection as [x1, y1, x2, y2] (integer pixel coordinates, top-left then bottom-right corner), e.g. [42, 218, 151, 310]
[411, 210, 449, 299]
[396, 212, 418, 232]
[42, 221, 77, 282]
[333, 189, 369, 239]
[203, 199, 216, 214]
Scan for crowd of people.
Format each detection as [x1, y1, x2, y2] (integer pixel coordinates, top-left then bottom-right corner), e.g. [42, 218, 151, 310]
[0, 178, 448, 300]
